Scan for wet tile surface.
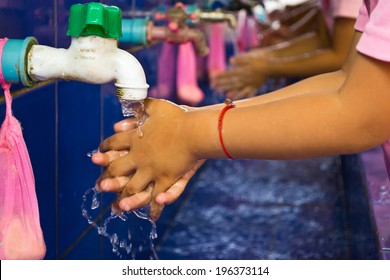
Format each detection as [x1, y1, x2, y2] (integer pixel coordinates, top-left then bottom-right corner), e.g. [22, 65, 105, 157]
[382, 251, 390, 260]
[361, 148, 390, 205]
[360, 148, 390, 259]
[156, 157, 376, 259]
[372, 204, 390, 251]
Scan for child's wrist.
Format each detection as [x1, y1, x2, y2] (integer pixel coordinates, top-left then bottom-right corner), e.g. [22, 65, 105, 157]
[184, 107, 223, 159]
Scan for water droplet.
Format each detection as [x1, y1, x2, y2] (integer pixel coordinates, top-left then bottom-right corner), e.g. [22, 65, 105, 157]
[87, 149, 99, 157]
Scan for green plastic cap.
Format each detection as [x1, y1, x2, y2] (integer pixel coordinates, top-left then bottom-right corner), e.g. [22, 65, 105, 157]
[67, 2, 122, 38]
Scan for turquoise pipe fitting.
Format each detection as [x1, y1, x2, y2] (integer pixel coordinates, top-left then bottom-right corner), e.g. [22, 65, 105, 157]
[119, 18, 149, 45]
[185, 4, 199, 15]
[1, 37, 38, 87]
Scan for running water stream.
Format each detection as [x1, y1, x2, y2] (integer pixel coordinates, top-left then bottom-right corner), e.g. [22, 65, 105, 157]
[83, 99, 158, 259]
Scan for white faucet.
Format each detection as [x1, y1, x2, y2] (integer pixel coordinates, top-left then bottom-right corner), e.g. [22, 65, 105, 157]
[28, 35, 149, 101]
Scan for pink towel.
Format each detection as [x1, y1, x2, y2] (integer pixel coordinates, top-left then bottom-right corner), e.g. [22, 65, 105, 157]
[237, 10, 259, 52]
[248, 17, 260, 49]
[237, 9, 249, 53]
[177, 42, 204, 106]
[150, 41, 176, 99]
[207, 23, 227, 81]
[0, 38, 46, 260]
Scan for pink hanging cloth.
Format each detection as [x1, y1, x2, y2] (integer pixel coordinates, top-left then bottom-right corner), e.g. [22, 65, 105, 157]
[176, 42, 204, 106]
[150, 41, 176, 99]
[207, 23, 227, 81]
[0, 38, 46, 260]
[247, 17, 260, 49]
[236, 9, 249, 53]
[237, 9, 259, 53]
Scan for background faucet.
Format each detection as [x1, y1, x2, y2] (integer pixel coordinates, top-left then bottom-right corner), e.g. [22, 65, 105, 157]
[120, 3, 210, 57]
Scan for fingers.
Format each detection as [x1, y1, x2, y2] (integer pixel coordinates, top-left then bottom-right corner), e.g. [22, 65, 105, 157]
[91, 150, 128, 167]
[149, 201, 165, 221]
[114, 119, 138, 133]
[149, 179, 171, 221]
[99, 131, 134, 152]
[96, 154, 136, 190]
[124, 171, 153, 196]
[154, 179, 186, 206]
[99, 176, 129, 192]
[118, 183, 154, 212]
[230, 55, 252, 66]
[150, 160, 206, 220]
[154, 159, 205, 205]
[98, 170, 152, 199]
[212, 72, 243, 93]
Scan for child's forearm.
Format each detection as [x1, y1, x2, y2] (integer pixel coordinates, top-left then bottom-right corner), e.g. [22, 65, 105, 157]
[205, 31, 362, 111]
[203, 69, 346, 110]
[190, 53, 390, 160]
[262, 18, 356, 77]
[262, 31, 327, 59]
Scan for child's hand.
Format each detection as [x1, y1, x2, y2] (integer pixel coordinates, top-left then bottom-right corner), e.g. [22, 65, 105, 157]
[211, 64, 267, 100]
[211, 48, 270, 99]
[92, 99, 202, 220]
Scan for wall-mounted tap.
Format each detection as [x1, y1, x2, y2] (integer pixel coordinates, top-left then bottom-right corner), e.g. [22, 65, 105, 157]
[120, 3, 209, 57]
[0, 2, 149, 115]
[149, 3, 209, 56]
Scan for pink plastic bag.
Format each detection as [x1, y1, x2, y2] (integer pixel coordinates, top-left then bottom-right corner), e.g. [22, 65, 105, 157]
[0, 38, 46, 260]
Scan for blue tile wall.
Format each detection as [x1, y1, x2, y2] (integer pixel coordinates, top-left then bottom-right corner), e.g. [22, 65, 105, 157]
[56, 81, 102, 256]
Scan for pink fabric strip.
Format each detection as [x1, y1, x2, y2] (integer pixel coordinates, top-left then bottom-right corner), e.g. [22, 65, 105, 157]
[0, 38, 12, 118]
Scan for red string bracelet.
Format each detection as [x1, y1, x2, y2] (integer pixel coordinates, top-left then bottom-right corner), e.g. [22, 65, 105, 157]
[218, 98, 235, 159]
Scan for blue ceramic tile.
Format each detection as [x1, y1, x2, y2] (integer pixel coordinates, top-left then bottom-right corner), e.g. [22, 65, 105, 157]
[57, 81, 102, 256]
[1, 0, 55, 41]
[102, 83, 123, 138]
[61, 227, 102, 260]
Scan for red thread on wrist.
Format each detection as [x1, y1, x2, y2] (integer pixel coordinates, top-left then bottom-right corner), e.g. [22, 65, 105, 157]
[218, 98, 235, 159]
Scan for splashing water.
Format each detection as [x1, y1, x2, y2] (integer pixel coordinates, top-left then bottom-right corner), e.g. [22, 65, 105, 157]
[83, 98, 156, 259]
[119, 99, 148, 137]
[81, 186, 158, 259]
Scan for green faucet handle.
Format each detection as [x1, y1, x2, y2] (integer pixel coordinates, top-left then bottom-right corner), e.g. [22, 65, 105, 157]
[67, 2, 122, 39]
